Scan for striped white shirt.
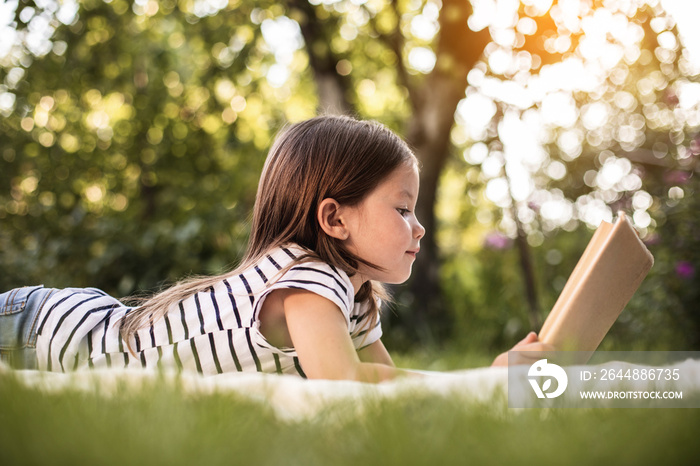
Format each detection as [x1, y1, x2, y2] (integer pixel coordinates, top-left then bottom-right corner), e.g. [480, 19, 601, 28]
[35, 245, 382, 376]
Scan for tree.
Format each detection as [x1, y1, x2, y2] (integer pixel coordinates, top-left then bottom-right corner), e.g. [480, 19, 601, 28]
[276, 0, 699, 343]
[280, 0, 492, 339]
[0, 0, 313, 294]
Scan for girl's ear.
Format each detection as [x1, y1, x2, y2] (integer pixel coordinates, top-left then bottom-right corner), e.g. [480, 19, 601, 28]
[317, 198, 349, 240]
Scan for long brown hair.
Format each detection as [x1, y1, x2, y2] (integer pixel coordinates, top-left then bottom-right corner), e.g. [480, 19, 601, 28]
[121, 115, 417, 347]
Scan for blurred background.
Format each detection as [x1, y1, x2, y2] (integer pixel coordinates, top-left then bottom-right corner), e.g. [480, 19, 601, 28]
[1, 0, 698, 357]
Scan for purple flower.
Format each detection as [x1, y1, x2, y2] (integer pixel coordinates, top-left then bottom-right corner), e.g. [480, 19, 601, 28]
[527, 202, 540, 212]
[663, 170, 691, 185]
[675, 261, 695, 279]
[484, 232, 512, 250]
[664, 90, 679, 107]
[643, 233, 660, 246]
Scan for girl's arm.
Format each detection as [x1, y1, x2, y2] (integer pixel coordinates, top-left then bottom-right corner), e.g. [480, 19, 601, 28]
[281, 289, 411, 383]
[280, 288, 551, 381]
[357, 340, 395, 366]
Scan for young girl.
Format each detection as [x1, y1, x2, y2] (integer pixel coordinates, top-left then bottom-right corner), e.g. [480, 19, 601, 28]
[0, 115, 547, 381]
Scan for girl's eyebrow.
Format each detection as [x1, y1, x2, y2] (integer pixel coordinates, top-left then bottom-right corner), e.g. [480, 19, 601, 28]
[399, 189, 416, 199]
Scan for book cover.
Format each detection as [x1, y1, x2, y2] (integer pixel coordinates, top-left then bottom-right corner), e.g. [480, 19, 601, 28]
[539, 212, 654, 358]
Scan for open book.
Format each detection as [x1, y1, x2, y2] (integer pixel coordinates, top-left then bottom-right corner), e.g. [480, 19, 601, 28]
[538, 212, 654, 358]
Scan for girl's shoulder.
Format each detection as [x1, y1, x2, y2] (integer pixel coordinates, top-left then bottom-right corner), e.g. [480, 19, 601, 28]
[263, 244, 350, 282]
[256, 243, 355, 315]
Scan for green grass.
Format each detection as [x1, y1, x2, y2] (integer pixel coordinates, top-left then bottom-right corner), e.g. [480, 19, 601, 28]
[391, 347, 494, 371]
[1, 354, 699, 466]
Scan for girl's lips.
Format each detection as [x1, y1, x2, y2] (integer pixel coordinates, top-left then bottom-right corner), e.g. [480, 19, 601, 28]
[406, 249, 419, 258]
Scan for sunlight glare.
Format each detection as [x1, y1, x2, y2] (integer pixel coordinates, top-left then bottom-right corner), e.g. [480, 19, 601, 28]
[541, 198, 574, 225]
[482, 153, 504, 178]
[487, 48, 513, 74]
[596, 157, 632, 190]
[468, 0, 495, 31]
[576, 195, 613, 227]
[461, 0, 700, 231]
[633, 210, 651, 228]
[662, 0, 700, 66]
[581, 101, 610, 130]
[411, 12, 438, 41]
[261, 17, 303, 88]
[456, 92, 496, 140]
[485, 177, 511, 207]
[464, 142, 489, 165]
[408, 47, 436, 73]
[540, 91, 578, 127]
[677, 81, 700, 110]
[261, 17, 303, 66]
[521, 0, 554, 16]
[500, 110, 547, 170]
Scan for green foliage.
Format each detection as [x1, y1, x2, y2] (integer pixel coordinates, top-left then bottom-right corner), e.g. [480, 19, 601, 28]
[436, 160, 700, 352]
[616, 174, 700, 350]
[0, 1, 317, 296]
[440, 215, 596, 353]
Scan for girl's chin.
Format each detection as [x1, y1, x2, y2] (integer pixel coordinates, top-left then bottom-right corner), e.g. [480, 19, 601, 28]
[357, 259, 415, 285]
[383, 270, 413, 285]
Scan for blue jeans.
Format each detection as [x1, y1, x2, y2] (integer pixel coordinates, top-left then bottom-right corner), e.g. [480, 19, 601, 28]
[0, 286, 57, 369]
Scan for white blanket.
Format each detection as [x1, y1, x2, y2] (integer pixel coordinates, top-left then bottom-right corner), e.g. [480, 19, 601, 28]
[3, 358, 700, 421]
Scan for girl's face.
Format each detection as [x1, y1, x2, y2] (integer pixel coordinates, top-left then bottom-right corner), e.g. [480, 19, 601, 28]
[342, 163, 425, 291]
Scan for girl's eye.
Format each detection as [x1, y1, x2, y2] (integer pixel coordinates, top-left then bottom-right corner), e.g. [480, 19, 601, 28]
[397, 208, 409, 217]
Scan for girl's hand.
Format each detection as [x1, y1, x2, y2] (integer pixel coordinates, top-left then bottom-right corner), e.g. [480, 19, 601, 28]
[491, 332, 555, 367]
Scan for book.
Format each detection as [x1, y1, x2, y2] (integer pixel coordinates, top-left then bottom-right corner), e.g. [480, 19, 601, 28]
[538, 212, 654, 359]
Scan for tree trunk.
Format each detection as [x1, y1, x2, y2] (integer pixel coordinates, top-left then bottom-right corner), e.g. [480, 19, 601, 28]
[402, 76, 468, 337]
[513, 211, 541, 330]
[288, 0, 354, 115]
[401, 0, 491, 340]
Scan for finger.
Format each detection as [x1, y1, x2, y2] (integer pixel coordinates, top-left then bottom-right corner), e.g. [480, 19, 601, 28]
[517, 331, 538, 346]
[523, 342, 555, 352]
[511, 346, 555, 362]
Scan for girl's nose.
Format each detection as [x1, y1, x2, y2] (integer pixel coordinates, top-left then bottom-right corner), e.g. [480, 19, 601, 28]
[414, 218, 425, 239]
